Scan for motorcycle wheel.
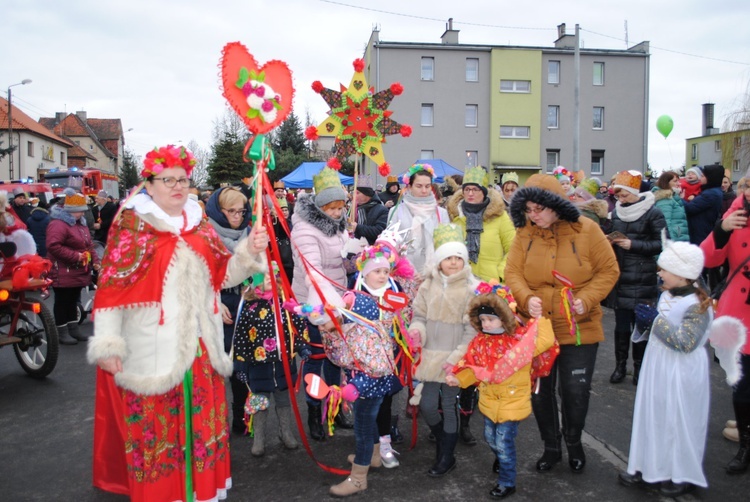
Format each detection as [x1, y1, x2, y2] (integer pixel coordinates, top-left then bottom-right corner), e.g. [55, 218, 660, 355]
[76, 303, 87, 324]
[13, 295, 59, 379]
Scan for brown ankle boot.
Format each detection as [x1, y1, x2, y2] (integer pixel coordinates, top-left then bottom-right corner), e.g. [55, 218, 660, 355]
[347, 443, 381, 468]
[330, 463, 368, 497]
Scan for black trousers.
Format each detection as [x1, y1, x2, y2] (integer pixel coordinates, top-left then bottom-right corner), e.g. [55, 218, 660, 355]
[532, 343, 598, 449]
[613, 308, 647, 364]
[53, 286, 82, 326]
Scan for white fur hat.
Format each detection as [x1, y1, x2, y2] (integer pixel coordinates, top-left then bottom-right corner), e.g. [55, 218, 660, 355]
[657, 232, 704, 280]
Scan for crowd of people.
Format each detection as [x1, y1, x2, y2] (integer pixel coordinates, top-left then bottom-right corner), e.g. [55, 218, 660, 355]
[20, 149, 739, 501]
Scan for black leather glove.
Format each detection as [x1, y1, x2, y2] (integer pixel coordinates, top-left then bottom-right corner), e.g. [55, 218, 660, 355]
[298, 344, 312, 362]
[635, 303, 658, 333]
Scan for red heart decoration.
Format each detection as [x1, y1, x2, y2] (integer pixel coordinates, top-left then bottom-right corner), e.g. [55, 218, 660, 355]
[221, 42, 294, 135]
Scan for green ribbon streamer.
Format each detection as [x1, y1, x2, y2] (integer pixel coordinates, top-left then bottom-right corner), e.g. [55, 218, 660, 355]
[182, 343, 202, 501]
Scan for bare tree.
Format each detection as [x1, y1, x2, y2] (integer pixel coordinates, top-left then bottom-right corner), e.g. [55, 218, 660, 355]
[722, 81, 750, 174]
[186, 139, 209, 188]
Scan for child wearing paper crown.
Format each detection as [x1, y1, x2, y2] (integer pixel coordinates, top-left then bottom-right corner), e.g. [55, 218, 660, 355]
[446, 284, 558, 499]
[347, 240, 416, 469]
[407, 223, 479, 478]
[619, 237, 716, 497]
[232, 268, 309, 458]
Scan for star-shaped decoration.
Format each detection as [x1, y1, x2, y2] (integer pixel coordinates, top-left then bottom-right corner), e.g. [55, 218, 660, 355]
[306, 58, 411, 176]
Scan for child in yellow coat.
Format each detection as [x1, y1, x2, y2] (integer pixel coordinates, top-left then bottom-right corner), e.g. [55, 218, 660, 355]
[447, 284, 558, 499]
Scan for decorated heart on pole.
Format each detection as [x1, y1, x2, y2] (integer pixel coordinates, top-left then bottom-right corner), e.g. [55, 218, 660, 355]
[221, 42, 294, 135]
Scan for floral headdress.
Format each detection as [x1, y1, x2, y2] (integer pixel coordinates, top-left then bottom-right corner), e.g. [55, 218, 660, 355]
[475, 282, 517, 312]
[551, 165, 571, 181]
[141, 145, 197, 178]
[401, 163, 435, 185]
[355, 243, 396, 272]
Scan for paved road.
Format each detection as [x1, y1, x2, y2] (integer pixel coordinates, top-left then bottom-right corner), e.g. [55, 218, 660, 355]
[1, 307, 748, 501]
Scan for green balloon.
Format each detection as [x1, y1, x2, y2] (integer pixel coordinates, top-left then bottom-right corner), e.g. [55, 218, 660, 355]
[656, 115, 674, 139]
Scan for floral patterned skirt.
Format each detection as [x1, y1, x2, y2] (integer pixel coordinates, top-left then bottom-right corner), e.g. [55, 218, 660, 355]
[93, 340, 231, 502]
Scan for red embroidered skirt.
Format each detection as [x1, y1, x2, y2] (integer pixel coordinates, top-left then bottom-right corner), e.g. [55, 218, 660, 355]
[92, 341, 231, 502]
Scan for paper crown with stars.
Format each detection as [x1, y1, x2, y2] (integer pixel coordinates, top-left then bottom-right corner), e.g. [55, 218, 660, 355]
[463, 166, 489, 188]
[313, 167, 347, 207]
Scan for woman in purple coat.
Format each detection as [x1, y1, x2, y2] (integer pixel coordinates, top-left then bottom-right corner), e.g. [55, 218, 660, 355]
[46, 192, 100, 345]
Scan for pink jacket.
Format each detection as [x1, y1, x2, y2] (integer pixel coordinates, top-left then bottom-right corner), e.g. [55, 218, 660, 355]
[701, 196, 750, 354]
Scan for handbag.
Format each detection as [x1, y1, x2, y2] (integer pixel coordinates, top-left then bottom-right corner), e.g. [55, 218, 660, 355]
[710, 254, 750, 306]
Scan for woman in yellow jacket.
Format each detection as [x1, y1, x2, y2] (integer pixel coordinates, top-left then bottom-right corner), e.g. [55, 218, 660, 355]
[504, 174, 619, 475]
[446, 166, 516, 445]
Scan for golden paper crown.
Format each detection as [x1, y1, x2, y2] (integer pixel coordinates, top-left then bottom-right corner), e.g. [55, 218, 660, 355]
[613, 170, 642, 192]
[463, 166, 489, 188]
[313, 167, 343, 194]
[433, 223, 465, 249]
[64, 193, 88, 208]
[386, 175, 399, 183]
[501, 172, 519, 186]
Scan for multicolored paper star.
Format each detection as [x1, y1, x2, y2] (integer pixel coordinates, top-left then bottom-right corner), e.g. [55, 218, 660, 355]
[305, 58, 411, 176]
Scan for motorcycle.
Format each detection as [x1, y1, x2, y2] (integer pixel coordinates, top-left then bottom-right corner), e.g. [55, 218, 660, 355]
[0, 243, 58, 378]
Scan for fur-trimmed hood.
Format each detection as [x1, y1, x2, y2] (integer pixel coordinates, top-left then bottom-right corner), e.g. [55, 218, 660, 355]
[509, 174, 580, 228]
[652, 187, 678, 202]
[293, 193, 347, 237]
[446, 187, 507, 221]
[467, 294, 517, 334]
[50, 204, 86, 226]
[575, 198, 608, 219]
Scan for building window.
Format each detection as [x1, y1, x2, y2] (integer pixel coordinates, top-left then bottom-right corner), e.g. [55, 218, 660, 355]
[500, 126, 530, 139]
[89, 144, 94, 150]
[593, 62, 605, 86]
[420, 150, 434, 159]
[60, 152, 66, 165]
[27, 141, 34, 157]
[465, 151, 478, 168]
[593, 107, 604, 130]
[733, 160, 741, 172]
[465, 105, 478, 127]
[548, 61, 560, 84]
[500, 80, 531, 93]
[591, 150, 605, 175]
[466, 58, 479, 82]
[421, 57, 434, 81]
[546, 150, 560, 173]
[691, 144, 697, 160]
[547, 106, 560, 129]
[735, 137, 742, 148]
[421, 104, 434, 126]
[715, 140, 721, 151]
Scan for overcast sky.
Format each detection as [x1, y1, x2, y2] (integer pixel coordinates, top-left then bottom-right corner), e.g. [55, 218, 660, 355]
[3, 0, 749, 173]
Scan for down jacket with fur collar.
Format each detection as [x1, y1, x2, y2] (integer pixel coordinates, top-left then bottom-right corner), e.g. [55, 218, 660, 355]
[505, 174, 619, 345]
[446, 188, 516, 282]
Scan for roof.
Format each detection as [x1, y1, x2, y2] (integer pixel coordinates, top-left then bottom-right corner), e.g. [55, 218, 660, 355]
[38, 113, 116, 159]
[0, 98, 73, 147]
[67, 143, 98, 161]
[87, 118, 122, 140]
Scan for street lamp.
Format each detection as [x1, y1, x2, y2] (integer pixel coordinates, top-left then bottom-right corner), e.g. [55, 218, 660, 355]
[6, 78, 32, 180]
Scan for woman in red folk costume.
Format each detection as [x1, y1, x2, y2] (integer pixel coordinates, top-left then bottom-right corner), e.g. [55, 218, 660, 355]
[87, 145, 269, 502]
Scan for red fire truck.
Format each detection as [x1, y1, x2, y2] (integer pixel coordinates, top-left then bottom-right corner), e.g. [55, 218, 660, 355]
[42, 168, 119, 199]
[0, 181, 55, 205]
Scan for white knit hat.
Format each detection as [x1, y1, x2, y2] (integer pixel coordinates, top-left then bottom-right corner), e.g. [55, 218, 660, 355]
[657, 232, 704, 280]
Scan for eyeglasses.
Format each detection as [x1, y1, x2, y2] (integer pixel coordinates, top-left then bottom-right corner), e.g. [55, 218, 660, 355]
[152, 177, 190, 188]
[463, 187, 482, 193]
[524, 205, 547, 214]
[223, 208, 247, 217]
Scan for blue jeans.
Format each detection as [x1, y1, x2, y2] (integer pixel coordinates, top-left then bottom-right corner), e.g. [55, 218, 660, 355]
[353, 395, 384, 465]
[302, 323, 342, 405]
[484, 418, 519, 487]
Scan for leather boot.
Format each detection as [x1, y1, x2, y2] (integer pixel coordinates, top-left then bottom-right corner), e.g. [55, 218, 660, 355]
[230, 376, 249, 435]
[610, 330, 629, 383]
[67, 321, 88, 341]
[57, 324, 77, 346]
[390, 415, 404, 444]
[276, 406, 298, 449]
[536, 444, 562, 471]
[609, 360, 627, 384]
[307, 403, 326, 441]
[428, 423, 444, 462]
[347, 443, 381, 468]
[330, 463, 368, 497]
[251, 409, 268, 457]
[458, 386, 478, 445]
[566, 440, 586, 473]
[632, 341, 647, 386]
[632, 362, 642, 386]
[428, 432, 458, 477]
[727, 401, 750, 474]
[334, 411, 354, 430]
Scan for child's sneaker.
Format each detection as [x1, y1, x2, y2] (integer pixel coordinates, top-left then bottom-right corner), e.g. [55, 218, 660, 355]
[379, 435, 400, 468]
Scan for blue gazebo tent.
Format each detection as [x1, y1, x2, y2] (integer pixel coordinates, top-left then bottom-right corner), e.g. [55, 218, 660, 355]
[280, 162, 354, 189]
[398, 159, 464, 183]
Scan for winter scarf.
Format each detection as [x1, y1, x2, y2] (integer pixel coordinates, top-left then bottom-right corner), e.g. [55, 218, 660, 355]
[615, 191, 656, 222]
[402, 191, 439, 271]
[462, 198, 490, 263]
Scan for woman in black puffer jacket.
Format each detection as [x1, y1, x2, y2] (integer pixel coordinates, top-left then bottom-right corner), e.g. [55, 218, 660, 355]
[606, 170, 666, 386]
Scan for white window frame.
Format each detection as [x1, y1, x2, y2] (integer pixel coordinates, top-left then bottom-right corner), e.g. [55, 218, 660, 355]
[546, 150, 560, 173]
[735, 137, 742, 148]
[27, 141, 34, 157]
[500, 80, 531, 93]
[465, 58, 479, 82]
[465, 105, 478, 127]
[547, 105, 560, 129]
[691, 144, 698, 160]
[500, 126, 530, 139]
[593, 62, 605, 86]
[591, 150, 604, 175]
[548, 61, 560, 84]
[733, 160, 741, 172]
[465, 151, 478, 168]
[593, 107, 604, 130]
[715, 140, 721, 151]
[421, 104, 434, 127]
[421, 57, 434, 81]
[420, 150, 434, 160]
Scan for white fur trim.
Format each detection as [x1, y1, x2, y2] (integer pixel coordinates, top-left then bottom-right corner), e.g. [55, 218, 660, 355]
[709, 316, 747, 386]
[223, 236, 267, 289]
